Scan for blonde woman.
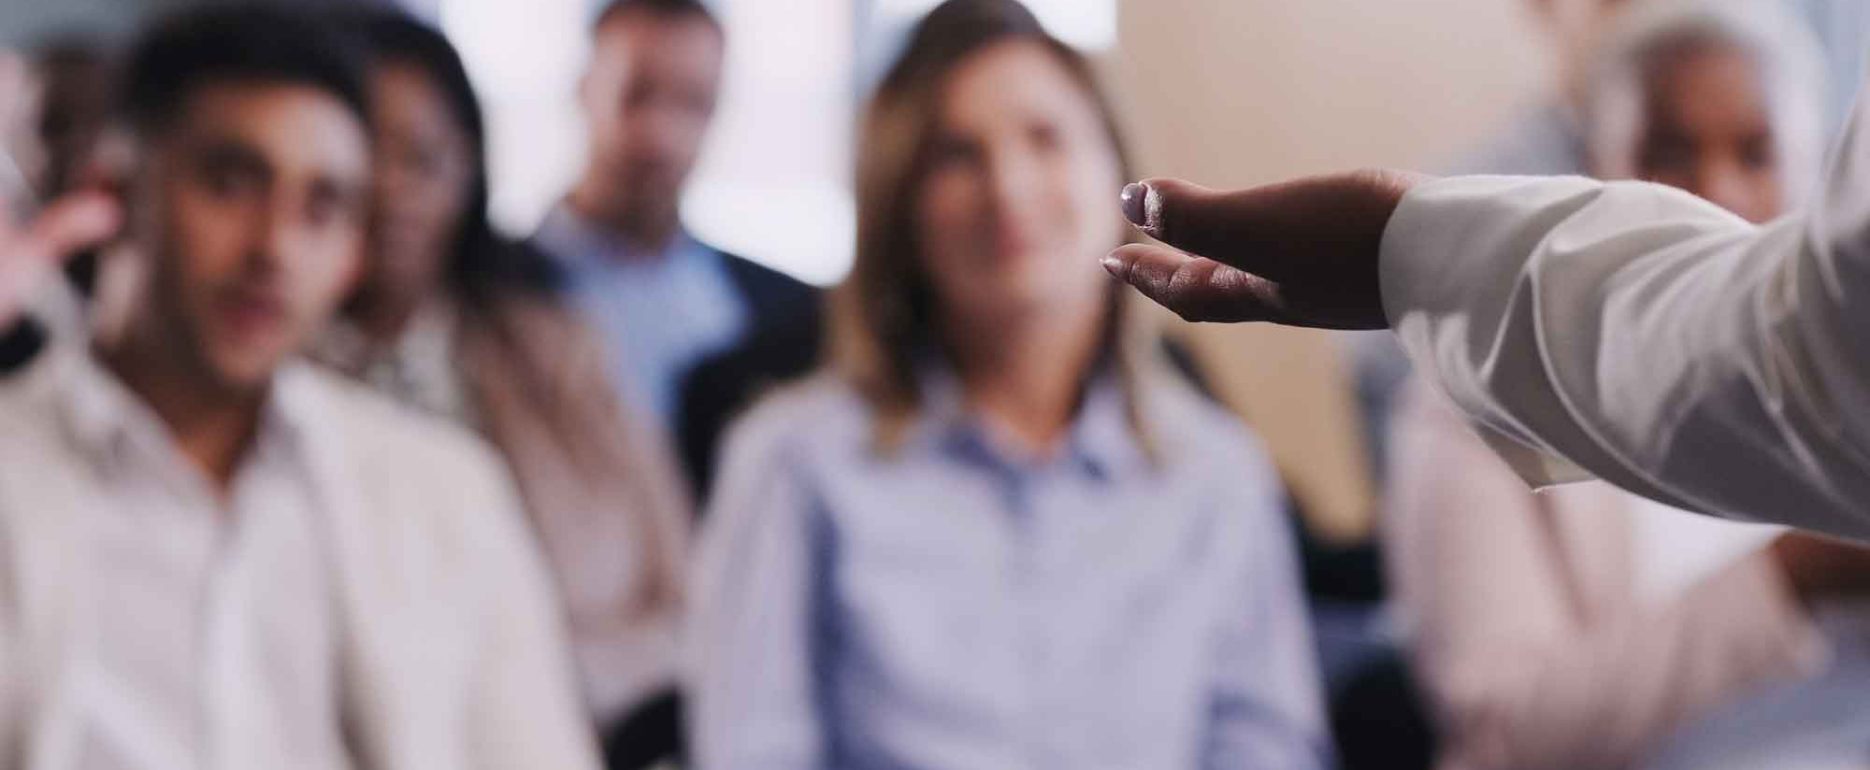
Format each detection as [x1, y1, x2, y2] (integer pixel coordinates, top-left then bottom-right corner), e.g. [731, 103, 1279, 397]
[687, 1, 1328, 768]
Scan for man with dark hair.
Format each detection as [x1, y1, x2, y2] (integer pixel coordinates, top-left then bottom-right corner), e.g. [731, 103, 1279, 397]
[533, 0, 822, 504]
[591, 0, 723, 35]
[0, 7, 602, 768]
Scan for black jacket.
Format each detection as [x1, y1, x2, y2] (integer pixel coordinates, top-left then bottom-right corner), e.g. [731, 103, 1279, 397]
[670, 251, 824, 504]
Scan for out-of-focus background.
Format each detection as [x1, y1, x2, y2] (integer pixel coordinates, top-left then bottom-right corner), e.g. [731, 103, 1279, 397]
[8, 1, 1870, 768]
[27, 0, 1863, 543]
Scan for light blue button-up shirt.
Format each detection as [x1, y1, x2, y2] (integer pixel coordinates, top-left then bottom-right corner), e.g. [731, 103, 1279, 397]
[691, 368, 1331, 770]
[533, 205, 748, 428]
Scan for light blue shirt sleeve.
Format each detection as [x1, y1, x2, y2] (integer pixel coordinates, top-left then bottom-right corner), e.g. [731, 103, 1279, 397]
[1204, 446, 1334, 770]
[687, 417, 825, 770]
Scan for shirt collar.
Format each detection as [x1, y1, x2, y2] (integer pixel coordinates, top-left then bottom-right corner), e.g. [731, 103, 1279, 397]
[54, 345, 316, 477]
[911, 359, 1142, 481]
[535, 202, 701, 271]
[312, 301, 462, 410]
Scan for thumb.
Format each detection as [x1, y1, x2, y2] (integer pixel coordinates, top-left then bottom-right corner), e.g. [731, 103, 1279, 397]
[1120, 177, 1242, 264]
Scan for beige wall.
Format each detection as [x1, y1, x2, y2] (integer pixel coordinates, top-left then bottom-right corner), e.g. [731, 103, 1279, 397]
[1106, 0, 1552, 542]
[1111, 0, 1552, 180]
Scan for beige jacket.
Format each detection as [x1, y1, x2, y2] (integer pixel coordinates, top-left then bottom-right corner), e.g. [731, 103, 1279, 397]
[323, 293, 691, 725]
[1386, 382, 1828, 770]
[0, 346, 603, 770]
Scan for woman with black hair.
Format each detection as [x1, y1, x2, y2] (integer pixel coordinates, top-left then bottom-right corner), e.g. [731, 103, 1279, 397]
[315, 11, 692, 767]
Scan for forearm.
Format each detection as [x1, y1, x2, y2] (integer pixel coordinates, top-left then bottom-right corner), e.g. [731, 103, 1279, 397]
[1383, 174, 1870, 538]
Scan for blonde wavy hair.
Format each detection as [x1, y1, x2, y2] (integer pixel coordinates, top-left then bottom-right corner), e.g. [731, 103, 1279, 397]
[832, 0, 1166, 457]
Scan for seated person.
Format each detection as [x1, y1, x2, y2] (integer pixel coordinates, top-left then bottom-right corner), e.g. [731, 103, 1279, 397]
[314, 12, 692, 761]
[530, 0, 821, 501]
[687, 2, 1329, 768]
[0, 8, 600, 768]
[1387, 3, 1870, 768]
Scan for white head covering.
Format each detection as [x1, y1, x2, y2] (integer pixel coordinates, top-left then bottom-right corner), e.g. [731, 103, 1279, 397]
[1586, 0, 1828, 204]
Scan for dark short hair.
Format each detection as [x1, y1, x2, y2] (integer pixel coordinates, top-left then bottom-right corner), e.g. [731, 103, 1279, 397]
[592, 0, 721, 35]
[120, 4, 370, 138]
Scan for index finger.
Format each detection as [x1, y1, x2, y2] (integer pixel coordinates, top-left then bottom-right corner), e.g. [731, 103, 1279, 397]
[1119, 171, 1420, 283]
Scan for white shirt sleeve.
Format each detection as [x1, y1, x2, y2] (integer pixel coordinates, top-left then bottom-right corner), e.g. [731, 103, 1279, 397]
[1380, 80, 1870, 540]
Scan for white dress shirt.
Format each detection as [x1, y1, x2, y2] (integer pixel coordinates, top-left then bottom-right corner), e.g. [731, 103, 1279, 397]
[43, 353, 348, 770]
[1378, 76, 1870, 539]
[0, 345, 605, 770]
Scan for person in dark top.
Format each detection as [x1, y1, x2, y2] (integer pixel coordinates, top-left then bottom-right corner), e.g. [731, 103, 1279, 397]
[531, 0, 821, 502]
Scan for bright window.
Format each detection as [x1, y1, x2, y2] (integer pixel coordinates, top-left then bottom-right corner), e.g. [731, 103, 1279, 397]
[431, 0, 1114, 286]
[870, 0, 1118, 51]
[442, 0, 858, 286]
[682, 0, 858, 286]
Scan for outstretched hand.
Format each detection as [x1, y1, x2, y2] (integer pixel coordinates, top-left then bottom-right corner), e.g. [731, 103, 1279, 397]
[1101, 170, 1426, 330]
[0, 191, 120, 328]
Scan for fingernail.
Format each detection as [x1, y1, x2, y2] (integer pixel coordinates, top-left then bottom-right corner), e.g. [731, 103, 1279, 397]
[1100, 253, 1126, 276]
[1120, 182, 1149, 228]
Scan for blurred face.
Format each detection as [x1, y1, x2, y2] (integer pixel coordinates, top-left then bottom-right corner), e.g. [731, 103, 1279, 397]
[914, 41, 1123, 330]
[132, 82, 369, 391]
[579, 11, 722, 225]
[1634, 45, 1783, 223]
[368, 62, 473, 307]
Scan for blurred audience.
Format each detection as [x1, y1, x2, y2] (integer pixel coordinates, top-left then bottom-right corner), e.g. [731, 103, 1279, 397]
[313, 10, 691, 767]
[0, 7, 600, 767]
[32, 38, 112, 202]
[1583, 0, 1827, 215]
[31, 39, 119, 310]
[1388, 3, 1870, 769]
[0, 38, 119, 376]
[1333, 2, 1646, 766]
[1348, 0, 1635, 490]
[1451, 0, 1630, 175]
[4, 1, 1863, 769]
[687, 2, 1329, 768]
[0, 49, 55, 373]
[532, 0, 822, 501]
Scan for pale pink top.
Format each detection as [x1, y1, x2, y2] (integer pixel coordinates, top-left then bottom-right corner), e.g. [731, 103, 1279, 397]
[1385, 381, 1830, 770]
